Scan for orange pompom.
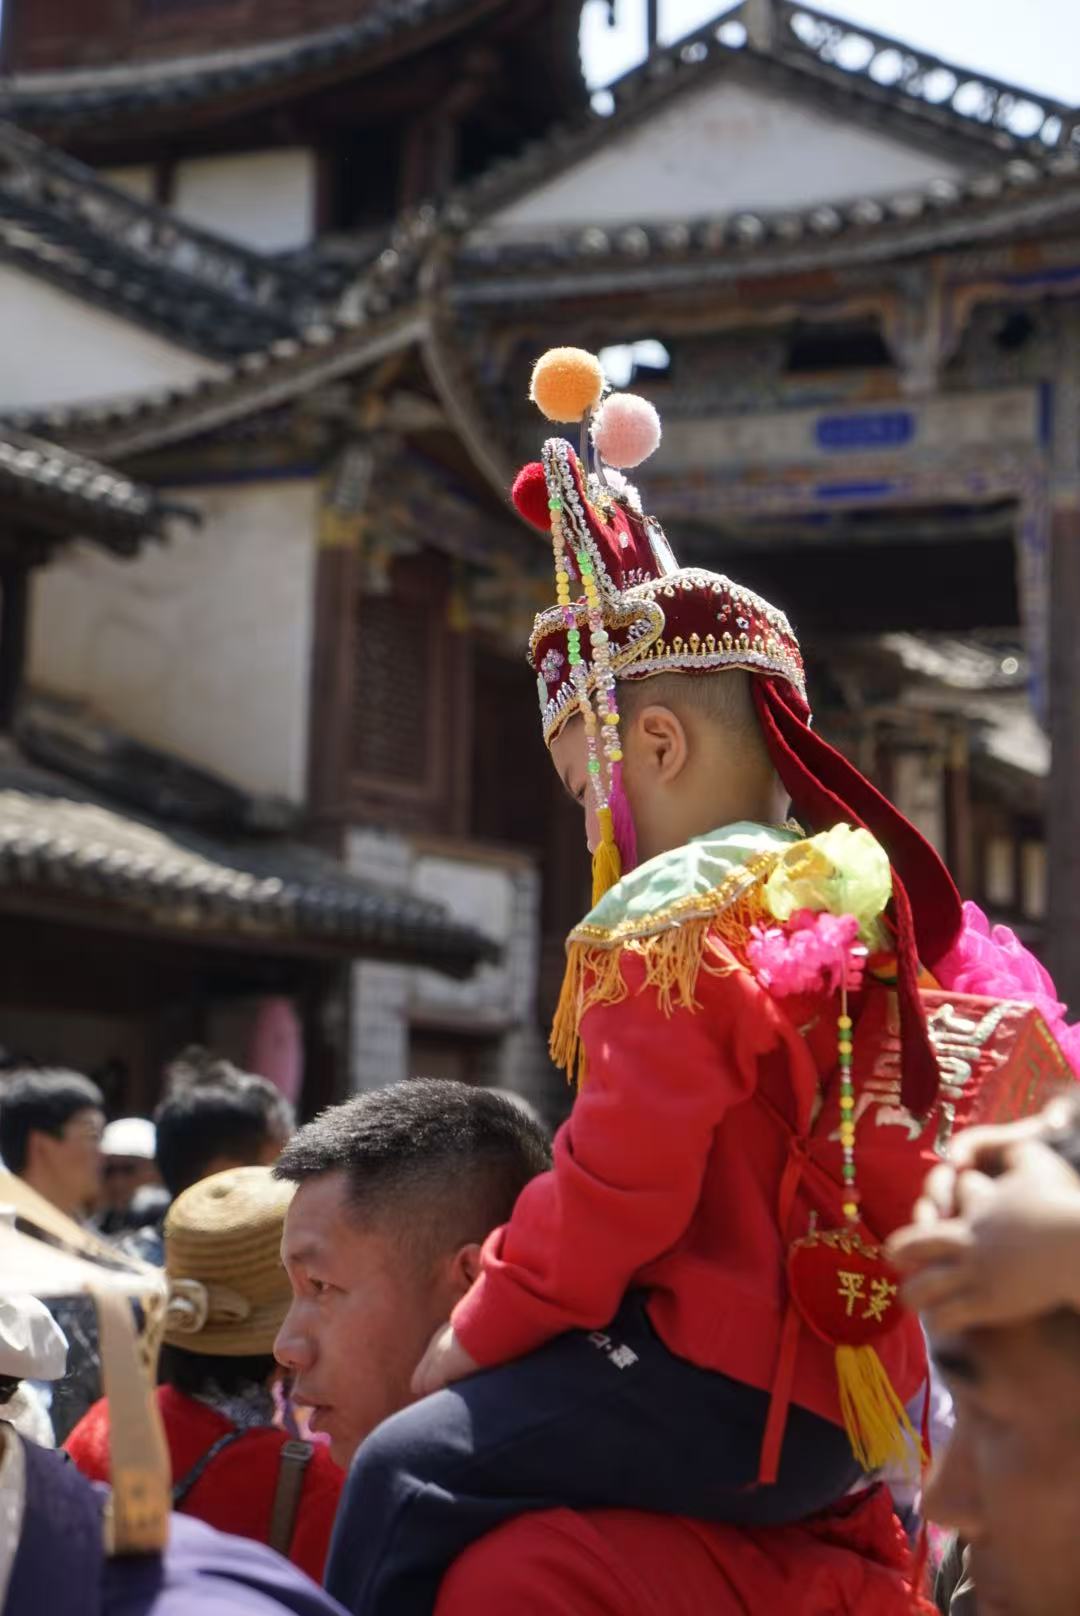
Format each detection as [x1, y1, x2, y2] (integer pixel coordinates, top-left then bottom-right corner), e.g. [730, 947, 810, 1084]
[529, 347, 605, 423]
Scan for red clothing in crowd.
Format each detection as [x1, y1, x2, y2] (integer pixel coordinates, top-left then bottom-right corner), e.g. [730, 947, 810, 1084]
[435, 1489, 936, 1616]
[452, 947, 926, 1430]
[65, 1383, 343, 1581]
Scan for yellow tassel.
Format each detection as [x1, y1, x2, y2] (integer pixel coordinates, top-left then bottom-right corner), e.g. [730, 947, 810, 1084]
[549, 919, 738, 1086]
[835, 1344, 927, 1475]
[591, 807, 622, 908]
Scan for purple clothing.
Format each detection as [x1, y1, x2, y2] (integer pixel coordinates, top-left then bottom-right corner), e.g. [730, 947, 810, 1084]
[5, 1439, 346, 1616]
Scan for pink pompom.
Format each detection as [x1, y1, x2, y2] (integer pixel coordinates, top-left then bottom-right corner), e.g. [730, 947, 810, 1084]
[592, 393, 662, 470]
[747, 909, 865, 998]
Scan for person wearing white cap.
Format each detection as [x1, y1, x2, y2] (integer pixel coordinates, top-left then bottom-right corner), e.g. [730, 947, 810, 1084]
[98, 1118, 162, 1238]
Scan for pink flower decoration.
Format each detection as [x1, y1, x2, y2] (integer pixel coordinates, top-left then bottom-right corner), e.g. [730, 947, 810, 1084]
[935, 901, 1080, 1078]
[748, 908, 866, 998]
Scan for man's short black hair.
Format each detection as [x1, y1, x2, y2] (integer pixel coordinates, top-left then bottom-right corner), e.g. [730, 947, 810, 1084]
[274, 1079, 552, 1263]
[0, 1069, 104, 1175]
[154, 1047, 294, 1199]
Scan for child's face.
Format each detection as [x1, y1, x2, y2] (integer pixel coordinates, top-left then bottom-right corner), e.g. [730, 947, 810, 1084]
[549, 717, 602, 853]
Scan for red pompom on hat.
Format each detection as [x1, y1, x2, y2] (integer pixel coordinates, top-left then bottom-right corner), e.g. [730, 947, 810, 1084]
[511, 461, 552, 532]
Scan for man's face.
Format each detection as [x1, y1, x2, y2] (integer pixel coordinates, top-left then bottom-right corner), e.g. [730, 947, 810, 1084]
[102, 1156, 158, 1214]
[34, 1106, 104, 1212]
[927, 1317, 1080, 1616]
[275, 1171, 462, 1468]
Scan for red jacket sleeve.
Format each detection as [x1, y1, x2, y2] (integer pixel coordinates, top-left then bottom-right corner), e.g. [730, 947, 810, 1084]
[452, 945, 784, 1367]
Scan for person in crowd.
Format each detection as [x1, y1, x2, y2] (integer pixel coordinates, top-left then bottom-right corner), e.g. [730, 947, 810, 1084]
[0, 1068, 104, 1221]
[97, 1116, 162, 1237]
[0, 1293, 67, 1453]
[66, 1166, 342, 1582]
[889, 1095, 1080, 1616]
[0, 1233, 348, 1615]
[123, 1047, 295, 1266]
[271, 1080, 932, 1614]
[272, 1080, 552, 1471]
[0, 1069, 109, 1444]
[323, 346, 1073, 1616]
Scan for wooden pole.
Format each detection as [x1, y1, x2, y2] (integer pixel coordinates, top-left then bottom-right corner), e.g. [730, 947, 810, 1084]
[0, 561, 30, 734]
[646, 0, 660, 51]
[1047, 497, 1080, 1004]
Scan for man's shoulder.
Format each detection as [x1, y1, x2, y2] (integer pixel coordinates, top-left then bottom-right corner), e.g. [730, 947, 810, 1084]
[114, 1512, 348, 1614]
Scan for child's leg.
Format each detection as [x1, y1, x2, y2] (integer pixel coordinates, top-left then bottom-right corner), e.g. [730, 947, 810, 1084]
[325, 1297, 860, 1616]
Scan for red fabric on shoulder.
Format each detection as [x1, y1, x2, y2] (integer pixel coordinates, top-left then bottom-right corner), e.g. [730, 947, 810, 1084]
[434, 1491, 936, 1616]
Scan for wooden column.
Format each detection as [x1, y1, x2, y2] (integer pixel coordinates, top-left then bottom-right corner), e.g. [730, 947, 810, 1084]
[305, 448, 372, 850]
[1047, 497, 1080, 1004]
[0, 560, 31, 733]
[944, 727, 974, 899]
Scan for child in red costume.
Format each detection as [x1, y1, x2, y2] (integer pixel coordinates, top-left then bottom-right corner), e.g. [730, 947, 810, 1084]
[325, 349, 1073, 1616]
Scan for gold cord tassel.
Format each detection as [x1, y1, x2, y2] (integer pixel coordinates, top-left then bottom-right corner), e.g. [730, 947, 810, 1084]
[835, 1344, 927, 1475]
[591, 806, 622, 908]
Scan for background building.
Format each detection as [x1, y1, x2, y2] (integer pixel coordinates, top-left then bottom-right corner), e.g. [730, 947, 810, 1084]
[0, 0, 1076, 1118]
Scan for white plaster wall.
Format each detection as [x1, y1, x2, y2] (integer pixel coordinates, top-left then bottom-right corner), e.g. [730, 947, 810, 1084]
[488, 79, 965, 232]
[173, 150, 316, 252]
[29, 478, 319, 802]
[0, 267, 220, 409]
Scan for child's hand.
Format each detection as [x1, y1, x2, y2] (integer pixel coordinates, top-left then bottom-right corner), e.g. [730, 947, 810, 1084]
[411, 1324, 480, 1399]
[887, 1138, 1080, 1333]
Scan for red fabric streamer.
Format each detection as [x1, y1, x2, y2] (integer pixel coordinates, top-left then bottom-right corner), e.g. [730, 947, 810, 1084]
[751, 676, 962, 1116]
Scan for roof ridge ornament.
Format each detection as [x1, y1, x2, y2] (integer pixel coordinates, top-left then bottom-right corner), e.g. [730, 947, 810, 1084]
[742, 0, 777, 53]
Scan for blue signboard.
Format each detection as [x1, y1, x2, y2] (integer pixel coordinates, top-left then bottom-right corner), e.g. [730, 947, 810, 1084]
[815, 412, 916, 451]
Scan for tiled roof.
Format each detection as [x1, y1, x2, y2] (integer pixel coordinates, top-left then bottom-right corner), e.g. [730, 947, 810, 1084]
[0, 746, 495, 973]
[449, 149, 1080, 300]
[0, 426, 191, 553]
[0, 0, 504, 131]
[0, 123, 318, 359]
[456, 0, 1078, 229]
[3, 305, 426, 461]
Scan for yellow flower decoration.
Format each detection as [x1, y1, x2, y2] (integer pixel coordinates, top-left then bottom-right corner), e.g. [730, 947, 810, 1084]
[764, 824, 892, 944]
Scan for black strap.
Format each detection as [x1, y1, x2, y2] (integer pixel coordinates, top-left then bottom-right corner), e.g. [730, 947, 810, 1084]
[171, 1428, 249, 1507]
[268, 1439, 313, 1557]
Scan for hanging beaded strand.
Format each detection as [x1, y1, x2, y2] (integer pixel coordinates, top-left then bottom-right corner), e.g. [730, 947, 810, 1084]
[548, 486, 623, 840]
[837, 982, 858, 1224]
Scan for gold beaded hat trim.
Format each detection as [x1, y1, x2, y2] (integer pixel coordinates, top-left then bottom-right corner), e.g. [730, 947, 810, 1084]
[531, 566, 808, 745]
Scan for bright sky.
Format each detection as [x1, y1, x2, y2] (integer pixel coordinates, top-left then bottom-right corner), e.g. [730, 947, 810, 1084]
[580, 0, 1080, 103]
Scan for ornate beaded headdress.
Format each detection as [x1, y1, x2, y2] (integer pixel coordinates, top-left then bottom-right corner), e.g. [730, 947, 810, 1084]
[514, 346, 805, 904]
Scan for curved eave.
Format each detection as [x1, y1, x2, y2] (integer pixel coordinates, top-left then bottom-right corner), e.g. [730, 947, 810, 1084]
[0, 0, 583, 143]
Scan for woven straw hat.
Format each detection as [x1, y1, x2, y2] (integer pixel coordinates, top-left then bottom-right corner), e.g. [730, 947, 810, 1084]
[164, 1166, 294, 1357]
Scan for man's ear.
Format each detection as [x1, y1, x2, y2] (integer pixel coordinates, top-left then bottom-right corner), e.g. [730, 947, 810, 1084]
[446, 1241, 483, 1302]
[633, 703, 689, 784]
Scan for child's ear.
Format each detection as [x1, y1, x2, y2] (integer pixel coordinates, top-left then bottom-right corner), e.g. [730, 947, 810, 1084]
[634, 704, 689, 784]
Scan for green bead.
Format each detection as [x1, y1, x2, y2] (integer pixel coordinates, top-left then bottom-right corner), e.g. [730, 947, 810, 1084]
[548, 498, 563, 511]
[587, 759, 601, 774]
[842, 1164, 856, 1181]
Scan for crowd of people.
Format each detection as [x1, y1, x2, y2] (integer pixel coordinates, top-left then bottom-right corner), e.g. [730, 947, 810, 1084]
[2, 344, 1079, 1616]
[0, 1055, 1078, 1614]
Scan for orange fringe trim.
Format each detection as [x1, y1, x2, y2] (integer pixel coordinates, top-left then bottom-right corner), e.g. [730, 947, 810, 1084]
[550, 881, 770, 1085]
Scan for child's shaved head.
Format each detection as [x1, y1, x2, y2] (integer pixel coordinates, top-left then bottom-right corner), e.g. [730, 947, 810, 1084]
[618, 670, 769, 766]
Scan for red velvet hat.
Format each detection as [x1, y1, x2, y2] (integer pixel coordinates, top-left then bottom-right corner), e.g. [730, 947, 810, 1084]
[516, 348, 962, 1114]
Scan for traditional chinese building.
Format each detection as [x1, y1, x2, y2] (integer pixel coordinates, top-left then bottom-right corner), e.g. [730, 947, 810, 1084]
[0, 0, 1076, 1117]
